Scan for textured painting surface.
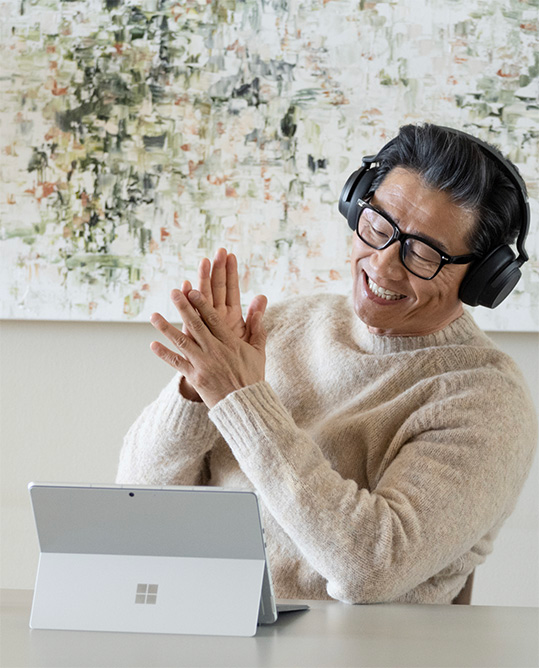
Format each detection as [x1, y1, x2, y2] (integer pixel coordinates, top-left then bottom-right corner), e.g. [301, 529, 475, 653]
[0, 0, 537, 329]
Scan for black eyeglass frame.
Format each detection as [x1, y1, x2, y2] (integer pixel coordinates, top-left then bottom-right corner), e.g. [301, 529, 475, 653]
[355, 197, 477, 280]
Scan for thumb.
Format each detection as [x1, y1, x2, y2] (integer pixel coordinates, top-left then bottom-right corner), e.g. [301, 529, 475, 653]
[248, 310, 267, 351]
[244, 294, 268, 341]
[247, 294, 267, 319]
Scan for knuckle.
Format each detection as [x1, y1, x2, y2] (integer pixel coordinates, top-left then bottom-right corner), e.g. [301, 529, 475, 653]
[172, 330, 186, 347]
[189, 317, 206, 333]
[206, 312, 221, 328]
[192, 370, 206, 387]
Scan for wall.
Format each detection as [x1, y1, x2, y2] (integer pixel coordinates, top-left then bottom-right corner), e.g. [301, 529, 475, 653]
[1, 318, 537, 605]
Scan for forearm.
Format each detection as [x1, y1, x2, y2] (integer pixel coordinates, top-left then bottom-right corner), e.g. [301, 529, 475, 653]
[116, 373, 219, 486]
[208, 381, 534, 603]
[209, 382, 383, 601]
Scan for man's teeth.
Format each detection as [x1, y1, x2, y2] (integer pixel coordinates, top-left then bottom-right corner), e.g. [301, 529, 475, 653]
[368, 277, 405, 300]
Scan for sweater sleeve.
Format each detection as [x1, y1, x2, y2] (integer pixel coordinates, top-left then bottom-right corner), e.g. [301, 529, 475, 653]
[116, 373, 220, 486]
[208, 376, 537, 604]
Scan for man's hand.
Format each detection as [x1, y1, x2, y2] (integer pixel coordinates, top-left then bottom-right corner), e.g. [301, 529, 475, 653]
[176, 249, 267, 401]
[149, 288, 267, 409]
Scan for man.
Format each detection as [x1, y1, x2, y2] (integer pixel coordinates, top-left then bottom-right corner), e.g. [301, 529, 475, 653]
[117, 124, 536, 604]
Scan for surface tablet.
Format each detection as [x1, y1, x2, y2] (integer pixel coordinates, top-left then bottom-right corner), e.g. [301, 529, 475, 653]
[29, 483, 306, 637]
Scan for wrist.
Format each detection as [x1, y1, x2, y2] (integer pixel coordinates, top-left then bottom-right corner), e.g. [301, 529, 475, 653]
[179, 376, 203, 402]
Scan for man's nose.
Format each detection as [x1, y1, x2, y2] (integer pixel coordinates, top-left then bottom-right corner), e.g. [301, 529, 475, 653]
[369, 242, 406, 279]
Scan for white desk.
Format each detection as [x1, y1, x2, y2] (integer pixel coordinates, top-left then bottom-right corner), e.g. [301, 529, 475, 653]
[1, 589, 537, 668]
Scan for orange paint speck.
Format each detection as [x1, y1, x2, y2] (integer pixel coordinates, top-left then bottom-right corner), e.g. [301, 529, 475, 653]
[25, 182, 57, 203]
[51, 80, 68, 96]
[496, 68, 517, 78]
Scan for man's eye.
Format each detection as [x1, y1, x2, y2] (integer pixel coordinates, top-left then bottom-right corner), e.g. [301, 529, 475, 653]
[371, 224, 390, 239]
[409, 249, 429, 261]
[408, 248, 438, 266]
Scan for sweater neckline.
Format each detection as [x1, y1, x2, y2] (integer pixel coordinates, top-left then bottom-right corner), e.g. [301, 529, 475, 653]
[349, 301, 480, 354]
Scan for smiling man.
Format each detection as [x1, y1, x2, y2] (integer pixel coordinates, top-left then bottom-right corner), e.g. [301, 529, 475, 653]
[117, 124, 537, 605]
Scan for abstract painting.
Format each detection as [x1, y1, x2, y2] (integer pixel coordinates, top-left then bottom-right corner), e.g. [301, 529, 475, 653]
[0, 0, 537, 330]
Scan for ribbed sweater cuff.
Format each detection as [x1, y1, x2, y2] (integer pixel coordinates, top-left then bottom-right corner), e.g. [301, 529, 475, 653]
[208, 381, 292, 467]
[159, 373, 218, 445]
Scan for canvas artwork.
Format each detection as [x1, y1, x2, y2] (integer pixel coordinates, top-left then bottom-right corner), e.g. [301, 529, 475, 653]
[0, 0, 537, 329]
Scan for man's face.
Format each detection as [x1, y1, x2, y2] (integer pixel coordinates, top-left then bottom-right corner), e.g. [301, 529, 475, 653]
[350, 167, 477, 337]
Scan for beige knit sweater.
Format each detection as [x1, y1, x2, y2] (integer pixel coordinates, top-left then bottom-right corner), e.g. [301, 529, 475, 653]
[116, 294, 537, 604]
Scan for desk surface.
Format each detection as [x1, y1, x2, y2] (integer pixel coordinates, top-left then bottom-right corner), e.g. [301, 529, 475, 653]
[1, 589, 538, 668]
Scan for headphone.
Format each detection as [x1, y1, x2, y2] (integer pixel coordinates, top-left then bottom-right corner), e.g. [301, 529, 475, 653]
[338, 127, 530, 309]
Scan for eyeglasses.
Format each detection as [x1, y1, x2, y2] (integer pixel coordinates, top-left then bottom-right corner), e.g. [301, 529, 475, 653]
[354, 198, 477, 280]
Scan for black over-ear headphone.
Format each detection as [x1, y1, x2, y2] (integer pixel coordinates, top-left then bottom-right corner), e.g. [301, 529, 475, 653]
[338, 127, 530, 309]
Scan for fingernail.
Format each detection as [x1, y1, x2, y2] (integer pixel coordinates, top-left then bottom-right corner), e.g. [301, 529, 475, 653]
[171, 289, 182, 301]
[189, 289, 200, 300]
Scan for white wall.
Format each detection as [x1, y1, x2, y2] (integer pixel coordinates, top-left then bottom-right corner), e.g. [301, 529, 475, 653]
[1, 319, 537, 605]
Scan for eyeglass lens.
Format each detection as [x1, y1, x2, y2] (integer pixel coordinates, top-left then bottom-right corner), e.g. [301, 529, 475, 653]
[358, 207, 443, 279]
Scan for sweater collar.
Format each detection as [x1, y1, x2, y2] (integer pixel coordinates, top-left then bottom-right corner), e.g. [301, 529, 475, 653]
[349, 300, 481, 354]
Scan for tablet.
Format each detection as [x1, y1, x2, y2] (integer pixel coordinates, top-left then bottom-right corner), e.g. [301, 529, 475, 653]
[28, 483, 306, 637]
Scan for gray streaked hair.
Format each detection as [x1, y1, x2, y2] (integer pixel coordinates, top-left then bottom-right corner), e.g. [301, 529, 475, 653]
[370, 124, 523, 258]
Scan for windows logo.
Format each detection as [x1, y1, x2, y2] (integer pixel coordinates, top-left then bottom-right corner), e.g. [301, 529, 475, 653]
[135, 583, 159, 605]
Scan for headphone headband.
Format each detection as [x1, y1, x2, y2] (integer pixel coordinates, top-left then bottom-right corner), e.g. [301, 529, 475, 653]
[438, 126, 530, 266]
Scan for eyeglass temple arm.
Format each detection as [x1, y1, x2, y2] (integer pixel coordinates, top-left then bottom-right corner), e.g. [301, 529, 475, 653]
[447, 254, 477, 265]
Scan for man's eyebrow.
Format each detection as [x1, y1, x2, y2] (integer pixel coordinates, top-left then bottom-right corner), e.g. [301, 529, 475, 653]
[374, 203, 450, 254]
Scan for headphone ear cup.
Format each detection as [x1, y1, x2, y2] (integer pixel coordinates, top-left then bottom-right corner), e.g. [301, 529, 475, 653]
[339, 167, 366, 229]
[339, 166, 379, 231]
[459, 245, 521, 308]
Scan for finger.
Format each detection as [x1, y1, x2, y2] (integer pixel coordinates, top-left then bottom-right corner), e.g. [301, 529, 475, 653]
[149, 340, 190, 374]
[197, 257, 213, 306]
[180, 281, 193, 335]
[225, 253, 241, 308]
[186, 289, 234, 343]
[170, 289, 213, 344]
[150, 311, 198, 355]
[210, 247, 227, 308]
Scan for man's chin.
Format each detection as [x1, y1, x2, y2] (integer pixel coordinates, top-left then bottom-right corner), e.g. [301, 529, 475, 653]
[352, 293, 410, 335]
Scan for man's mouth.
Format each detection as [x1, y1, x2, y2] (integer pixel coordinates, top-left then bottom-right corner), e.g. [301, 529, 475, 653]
[367, 275, 406, 301]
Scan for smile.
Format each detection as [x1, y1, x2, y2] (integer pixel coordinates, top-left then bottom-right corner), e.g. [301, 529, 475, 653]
[367, 276, 406, 301]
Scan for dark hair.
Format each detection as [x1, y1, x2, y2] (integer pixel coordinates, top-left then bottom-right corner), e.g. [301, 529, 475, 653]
[370, 123, 523, 258]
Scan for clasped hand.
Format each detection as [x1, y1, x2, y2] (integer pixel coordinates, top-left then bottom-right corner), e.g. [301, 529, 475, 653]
[149, 249, 268, 409]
